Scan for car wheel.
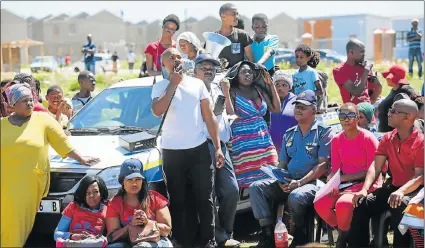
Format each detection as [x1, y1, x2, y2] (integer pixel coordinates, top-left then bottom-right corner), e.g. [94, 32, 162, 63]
[74, 67, 80, 73]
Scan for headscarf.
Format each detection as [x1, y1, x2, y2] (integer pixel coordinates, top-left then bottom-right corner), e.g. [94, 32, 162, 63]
[177, 32, 202, 55]
[5, 83, 33, 106]
[272, 70, 293, 89]
[357, 102, 374, 123]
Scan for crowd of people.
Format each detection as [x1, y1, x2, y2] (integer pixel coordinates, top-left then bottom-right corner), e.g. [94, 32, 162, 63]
[1, 3, 424, 248]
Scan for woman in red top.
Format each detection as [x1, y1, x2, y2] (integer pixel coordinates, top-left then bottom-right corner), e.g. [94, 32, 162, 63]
[144, 14, 179, 77]
[314, 103, 382, 248]
[54, 175, 109, 246]
[106, 159, 172, 248]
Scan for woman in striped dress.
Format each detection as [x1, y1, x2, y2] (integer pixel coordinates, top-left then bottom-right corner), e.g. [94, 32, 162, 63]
[221, 61, 281, 188]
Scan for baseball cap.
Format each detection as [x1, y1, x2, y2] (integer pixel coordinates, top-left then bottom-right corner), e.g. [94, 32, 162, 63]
[381, 65, 409, 85]
[411, 19, 419, 24]
[195, 53, 221, 66]
[118, 158, 145, 184]
[293, 90, 317, 106]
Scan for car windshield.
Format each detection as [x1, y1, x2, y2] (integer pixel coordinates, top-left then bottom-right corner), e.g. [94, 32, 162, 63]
[34, 57, 52, 63]
[69, 86, 161, 131]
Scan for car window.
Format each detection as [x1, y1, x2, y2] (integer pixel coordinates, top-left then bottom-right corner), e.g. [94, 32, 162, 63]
[94, 56, 103, 62]
[69, 86, 160, 129]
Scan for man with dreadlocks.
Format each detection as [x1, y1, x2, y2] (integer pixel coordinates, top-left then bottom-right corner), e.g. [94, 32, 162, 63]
[13, 73, 47, 112]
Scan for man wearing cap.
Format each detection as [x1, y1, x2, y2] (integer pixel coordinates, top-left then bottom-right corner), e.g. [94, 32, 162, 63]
[194, 53, 240, 247]
[144, 14, 179, 76]
[72, 71, 96, 113]
[250, 13, 279, 77]
[216, 3, 253, 69]
[351, 99, 424, 248]
[249, 90, 334, 248]
[82, 34, 96, 74]
[407, 18, 423, 78]
[377, 64, 421, 132]
[151, 48, 224, 248]
[333, 39, 382, 105]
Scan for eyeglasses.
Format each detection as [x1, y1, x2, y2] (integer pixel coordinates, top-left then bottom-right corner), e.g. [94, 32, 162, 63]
[163, 26, 176, 32]
[338, 112, 357, 121]
[295, 104, 308, 111]
[388, 108, 408, 115]
[86, 190, 100, 197]
[198, 67, 216, 73]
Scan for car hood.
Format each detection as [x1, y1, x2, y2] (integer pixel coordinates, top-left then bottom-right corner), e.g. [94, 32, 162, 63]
[49, 135, 163, 182]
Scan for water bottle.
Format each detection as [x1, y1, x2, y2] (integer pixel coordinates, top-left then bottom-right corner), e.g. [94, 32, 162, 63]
[274, 217, 288, 248]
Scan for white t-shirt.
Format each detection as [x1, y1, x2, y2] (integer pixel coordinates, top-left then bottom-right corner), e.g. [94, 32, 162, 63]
[151, 76, 209, 150]
[127, 52, 136, 63]
[72, 96, 92, 113]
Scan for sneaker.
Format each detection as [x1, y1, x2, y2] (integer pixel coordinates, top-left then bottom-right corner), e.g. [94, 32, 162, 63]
[205, 239, 218, 248]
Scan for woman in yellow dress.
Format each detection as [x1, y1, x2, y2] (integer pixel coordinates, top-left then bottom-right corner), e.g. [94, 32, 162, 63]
[1, 83, 99, 247]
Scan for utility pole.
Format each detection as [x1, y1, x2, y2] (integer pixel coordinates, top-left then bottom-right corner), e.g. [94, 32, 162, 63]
[184, 8, 188, 31]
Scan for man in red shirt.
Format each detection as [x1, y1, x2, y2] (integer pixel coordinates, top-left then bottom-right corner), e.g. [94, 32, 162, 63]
[350, 99, 424, 247]
[333, 39, 382, 104]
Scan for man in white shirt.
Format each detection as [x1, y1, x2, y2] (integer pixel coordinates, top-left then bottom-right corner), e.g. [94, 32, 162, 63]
[194, 53, 240, 247]
[71, 71, 95, 113]
[151, 48, 224, 248]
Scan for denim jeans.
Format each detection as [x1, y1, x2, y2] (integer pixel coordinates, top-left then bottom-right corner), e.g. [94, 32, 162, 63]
[85, 62, 96, 74]
[106, 237, 173, 248]
[249, 179, 321, 228]
[207, 141, 239, 244]
[408, 47, 423, 77]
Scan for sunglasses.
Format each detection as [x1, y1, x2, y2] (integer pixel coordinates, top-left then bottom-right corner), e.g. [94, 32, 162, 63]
[338, 112, 357, 121]
[295, 104, 308, 111]
[388, 108, 408, 115]
[163, 26, 176, 32]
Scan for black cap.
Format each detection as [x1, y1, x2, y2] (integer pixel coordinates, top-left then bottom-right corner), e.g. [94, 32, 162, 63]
[163, 14, 180, 31]
[118, 158, 145, 184]
[195, 53, 221, 66]
[293, 90, 317, 106]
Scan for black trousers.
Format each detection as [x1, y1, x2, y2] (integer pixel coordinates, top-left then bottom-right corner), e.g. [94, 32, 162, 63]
[349, 184, 422, 248]
[162, 141, 215, 247]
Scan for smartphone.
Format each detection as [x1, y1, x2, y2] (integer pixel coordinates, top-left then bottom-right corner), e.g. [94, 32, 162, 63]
[213, 95, 226, 116]
[174, 60, 181, 71]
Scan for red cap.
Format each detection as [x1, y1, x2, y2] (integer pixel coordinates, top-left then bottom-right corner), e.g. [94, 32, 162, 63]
[381, 65, 409, 85]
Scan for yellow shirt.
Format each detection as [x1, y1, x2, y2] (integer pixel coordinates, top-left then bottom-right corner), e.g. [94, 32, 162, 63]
[1, 112, 74, 247]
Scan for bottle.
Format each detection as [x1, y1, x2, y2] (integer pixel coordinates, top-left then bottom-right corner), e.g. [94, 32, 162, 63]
[274, 217, 288, 248]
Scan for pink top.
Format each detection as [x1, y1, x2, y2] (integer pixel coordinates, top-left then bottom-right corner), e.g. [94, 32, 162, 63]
[331, 128, 382, 190]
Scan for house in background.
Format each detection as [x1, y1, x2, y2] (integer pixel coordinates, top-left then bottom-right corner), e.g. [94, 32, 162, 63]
[391, 16, 424, 59]
[301, 14, 392, 60]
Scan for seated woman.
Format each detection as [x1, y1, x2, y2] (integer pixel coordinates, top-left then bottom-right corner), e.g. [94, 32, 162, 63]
[221, 61, 281, 188]
[54, 175, 109, 246]
[106, 159, 172, 248]
[356, 102, 382, 141]
[314, 103, 382, 248]
[176, 31, 203, 72]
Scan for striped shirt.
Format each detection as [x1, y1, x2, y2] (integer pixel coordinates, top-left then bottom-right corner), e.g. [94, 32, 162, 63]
[407, 28, 423, 49]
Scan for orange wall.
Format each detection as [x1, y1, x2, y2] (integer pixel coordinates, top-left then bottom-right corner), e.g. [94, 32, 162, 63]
[303, 19, 332, 48]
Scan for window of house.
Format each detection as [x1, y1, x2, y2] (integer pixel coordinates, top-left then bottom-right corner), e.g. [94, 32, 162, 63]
[395, 31, 408, 48]
[69, 23, 77, 35]
[53, 24, 60, 38]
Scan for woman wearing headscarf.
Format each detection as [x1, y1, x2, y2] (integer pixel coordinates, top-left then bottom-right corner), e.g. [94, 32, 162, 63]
[357, 102, 382, 141]
[269, 70, 297, 154]
[177, 31, 204, 71]
[1, 84, 99, 247]
[221, 61, 281, 188]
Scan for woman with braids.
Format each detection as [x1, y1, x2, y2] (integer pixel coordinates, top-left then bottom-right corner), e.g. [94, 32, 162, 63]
[307, 51, 329, 113]
[106, 159, 172, 248]
[292, 45, 324, 99]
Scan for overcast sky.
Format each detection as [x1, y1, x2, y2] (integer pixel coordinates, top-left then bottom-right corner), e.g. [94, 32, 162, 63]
[1, 1, 424, 23]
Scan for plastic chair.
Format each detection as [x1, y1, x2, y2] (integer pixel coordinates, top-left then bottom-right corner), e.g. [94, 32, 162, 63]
[374, 210, 392, 248]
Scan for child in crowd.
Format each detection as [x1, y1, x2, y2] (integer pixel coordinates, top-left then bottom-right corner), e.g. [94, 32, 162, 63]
[46, 85, 70, 129]
[306, 51, 328, 113]
[292, 44, 324, 99]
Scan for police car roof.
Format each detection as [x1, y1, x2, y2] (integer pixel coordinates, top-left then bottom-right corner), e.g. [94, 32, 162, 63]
[108, 76, 164, 89]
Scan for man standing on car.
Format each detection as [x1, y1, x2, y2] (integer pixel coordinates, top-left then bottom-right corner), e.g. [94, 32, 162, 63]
[407, 18, 423, 78]
[194, 53, 240, 247]
[250, 13, 279, 77]
[72, 71, 95, 113]
[216, 3, 253, 69]
[249, 90, 334, 247]
[333, 39, 382, 105]
[82, 34, 96, 74]
[151, 48, 224, 248]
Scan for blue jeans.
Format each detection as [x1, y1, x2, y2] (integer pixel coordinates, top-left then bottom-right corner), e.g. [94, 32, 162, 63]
[408, 47, 423, 77]
[207, 141, 239, 244]
[85, 61, 96, 74]
[249, 179, 321, 228]
[106, 237, 173, 248]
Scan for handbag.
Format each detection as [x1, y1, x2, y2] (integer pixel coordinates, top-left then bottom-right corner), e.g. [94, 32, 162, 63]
[128, 220, 161, 244]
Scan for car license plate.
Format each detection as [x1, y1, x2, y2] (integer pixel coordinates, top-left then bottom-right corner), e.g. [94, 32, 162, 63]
[37, 200, 60, 214]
